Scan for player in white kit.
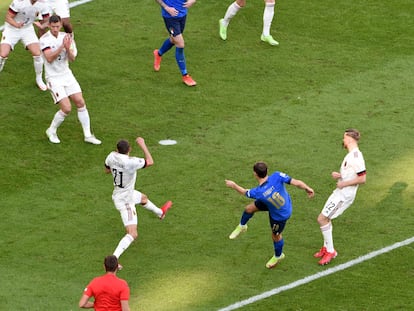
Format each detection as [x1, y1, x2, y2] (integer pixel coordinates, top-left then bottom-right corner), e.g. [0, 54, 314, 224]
[314, 128, 367, 265]
[44, 0, 73, 34]
[105, 137, 172, 266]
[0, 0, 49, 91]
[40, 14, 101, 145]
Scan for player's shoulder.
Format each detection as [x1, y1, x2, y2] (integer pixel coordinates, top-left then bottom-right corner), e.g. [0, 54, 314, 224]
[35, 0, 49, 8]
[39, 31, 54, 44]
[351, 147, 364, 158]
[271, 171, 288, 178]
[40, 31, 50, 40]
[10, 0, 25, 9]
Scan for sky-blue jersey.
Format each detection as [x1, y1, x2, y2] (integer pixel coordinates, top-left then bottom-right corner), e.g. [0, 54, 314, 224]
[246, 171, 293, 221]
[161, 0, 188, 18]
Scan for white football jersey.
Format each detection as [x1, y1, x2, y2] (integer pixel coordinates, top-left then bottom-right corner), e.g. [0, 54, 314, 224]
[105, 152, 146, 197]
[337, 147, 366, 198]
[39, 31, 72, 78]
[8, 0, 50, 28]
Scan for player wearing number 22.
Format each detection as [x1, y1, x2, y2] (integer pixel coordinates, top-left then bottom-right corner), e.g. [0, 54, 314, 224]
[314, 128, 366, 266]
[105, 137, 172, 267]
[226, 162, 314, 269]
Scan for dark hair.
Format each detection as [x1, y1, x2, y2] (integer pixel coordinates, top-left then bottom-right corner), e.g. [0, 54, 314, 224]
[49, 14, 61, 24]
[104, 255, 119, 272]
[345, 128, 360, 141]
[253, 162, 268, 178]
[117, 140, 130, 154]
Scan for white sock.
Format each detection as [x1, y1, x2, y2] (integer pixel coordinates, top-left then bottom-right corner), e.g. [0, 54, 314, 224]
[0, 56, 7, 72]
[33, 55, 44, 78]
[262, 3, 275, 36]
[320, 222, 335, 253]
[142, 200, 162, 218]
[223, 2, 242, 26]
[50, 110, 67, 133]
[113, 234, 135, 259]
[77, 106, 92, 137]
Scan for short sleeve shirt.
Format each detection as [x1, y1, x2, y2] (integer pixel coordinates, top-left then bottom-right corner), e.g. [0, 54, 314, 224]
[8, 0, 50, 28]
[336, 147, 366, 199]
[39, 31, 72, 78]
[246, 171, 293, 221]
[83, 274, 130, 311]
[161, 0, 187, 18]
[105, 152, 146, 197]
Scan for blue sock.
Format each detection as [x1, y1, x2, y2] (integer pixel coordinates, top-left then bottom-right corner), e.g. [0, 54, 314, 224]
[159, 38, 174, 56]
[175, 47, 187, 76]
[273, 239, 284, 257]
[240, 211, 253, 226]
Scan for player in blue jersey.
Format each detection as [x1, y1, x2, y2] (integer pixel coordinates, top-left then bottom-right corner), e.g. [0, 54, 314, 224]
[153, 0, 197, 86]
[225, 161, 314, 269]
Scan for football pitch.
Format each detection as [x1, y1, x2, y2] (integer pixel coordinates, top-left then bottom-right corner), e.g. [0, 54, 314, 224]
[1, 0, 413, 310]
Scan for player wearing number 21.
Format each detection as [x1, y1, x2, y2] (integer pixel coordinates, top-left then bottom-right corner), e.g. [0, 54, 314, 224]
[105, 137, 172, 267]
[225, 162, 314, 269]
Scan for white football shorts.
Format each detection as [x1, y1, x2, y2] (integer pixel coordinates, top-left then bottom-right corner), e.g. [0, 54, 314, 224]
[112, 190, 143, 227]
[1, 25, 39, 49]
[47, 72, 81, 104]
[321, 190, 355, 220]
[48, 0, 70, 18]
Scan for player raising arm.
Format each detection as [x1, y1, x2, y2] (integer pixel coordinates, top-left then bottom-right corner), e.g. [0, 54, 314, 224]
[104, 137, 172, 268]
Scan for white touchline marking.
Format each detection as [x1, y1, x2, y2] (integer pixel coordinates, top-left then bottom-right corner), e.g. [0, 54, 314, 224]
[0, 0, 94, 31]
[218, 236, 414, 311]
[69, 0, 94, 8]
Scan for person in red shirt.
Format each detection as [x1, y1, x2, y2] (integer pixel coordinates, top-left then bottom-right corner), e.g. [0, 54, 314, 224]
[79, 255, 130, 311]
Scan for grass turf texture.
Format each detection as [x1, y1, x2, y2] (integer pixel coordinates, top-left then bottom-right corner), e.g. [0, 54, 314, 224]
[1, 0, 414, 310]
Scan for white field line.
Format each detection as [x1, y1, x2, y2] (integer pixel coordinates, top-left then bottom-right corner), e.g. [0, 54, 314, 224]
[218, 236, 414, 311]
[0, 0, 94, 31]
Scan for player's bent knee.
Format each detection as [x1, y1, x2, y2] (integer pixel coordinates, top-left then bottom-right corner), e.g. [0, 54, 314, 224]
[317, 214, 329, 225]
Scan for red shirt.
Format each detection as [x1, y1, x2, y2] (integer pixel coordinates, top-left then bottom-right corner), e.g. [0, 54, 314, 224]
[84, 273, 130, 311]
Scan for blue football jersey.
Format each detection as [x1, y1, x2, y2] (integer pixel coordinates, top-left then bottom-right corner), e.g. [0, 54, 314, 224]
[246, 171, 293, 221]
[161, 0, 188, 18]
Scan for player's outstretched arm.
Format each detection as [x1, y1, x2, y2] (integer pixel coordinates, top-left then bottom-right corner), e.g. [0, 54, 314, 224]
[290, 178, 315, 198]
[225, 179, 248, 195]
[136, 137, 154, 167]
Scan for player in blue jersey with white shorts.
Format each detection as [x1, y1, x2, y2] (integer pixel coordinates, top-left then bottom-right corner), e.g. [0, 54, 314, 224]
[153, 0, 197, 86]
[226, 161, 314, 269]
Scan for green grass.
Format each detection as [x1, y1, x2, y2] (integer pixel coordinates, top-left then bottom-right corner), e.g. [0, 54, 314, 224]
[1, 0, 414, 310]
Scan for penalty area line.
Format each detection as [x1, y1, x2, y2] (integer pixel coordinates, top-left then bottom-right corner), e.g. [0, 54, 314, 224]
[217, 236, 414, 311]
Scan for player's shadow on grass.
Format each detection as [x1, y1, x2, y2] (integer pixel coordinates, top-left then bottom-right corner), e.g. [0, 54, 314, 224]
[377, 181, 408, 209]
